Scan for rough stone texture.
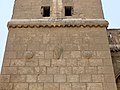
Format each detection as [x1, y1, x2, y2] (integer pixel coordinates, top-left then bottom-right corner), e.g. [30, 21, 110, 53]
[0, 0, 118, 90]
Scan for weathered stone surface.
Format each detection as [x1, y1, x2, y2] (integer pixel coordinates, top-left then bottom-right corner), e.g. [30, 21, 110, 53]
[54, 75, 66, 82]
[10, 75, 26, 82]
[60, 83, 71, 90]
[38, 75, 53, 82]
[0, 75, 10, 82]
[72, 83, 86, 90]
[87, 83, 103, 90]
[0, 1, 118, 90]
[44, 83, 59, 90]
[67, 75, 79, 82]
[13, 83, 28, 90]
[29, 83, 43, 90]
[26, 75, 37, 82]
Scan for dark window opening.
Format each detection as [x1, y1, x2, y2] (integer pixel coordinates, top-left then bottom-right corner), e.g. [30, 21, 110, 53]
[41, 6, 50, 17]
[65, 6, 73, 16]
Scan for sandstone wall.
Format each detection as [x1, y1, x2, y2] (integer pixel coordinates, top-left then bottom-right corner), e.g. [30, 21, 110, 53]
[0, 27, 117, 90]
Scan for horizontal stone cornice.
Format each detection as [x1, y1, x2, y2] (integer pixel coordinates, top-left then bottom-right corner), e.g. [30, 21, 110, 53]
[8, 19, 108, 28]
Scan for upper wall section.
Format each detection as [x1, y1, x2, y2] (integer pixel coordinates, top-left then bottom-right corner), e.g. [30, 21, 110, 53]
[12, 0, 104, 19]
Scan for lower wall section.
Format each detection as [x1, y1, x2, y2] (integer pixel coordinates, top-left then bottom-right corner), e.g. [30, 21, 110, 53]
[0, 27, 117, 90]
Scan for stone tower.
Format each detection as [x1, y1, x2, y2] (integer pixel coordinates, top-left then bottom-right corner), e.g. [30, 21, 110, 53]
[0, 0, 117, 90]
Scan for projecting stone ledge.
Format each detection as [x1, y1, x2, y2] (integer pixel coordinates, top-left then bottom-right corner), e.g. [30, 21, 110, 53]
[8, 19, 108, 28]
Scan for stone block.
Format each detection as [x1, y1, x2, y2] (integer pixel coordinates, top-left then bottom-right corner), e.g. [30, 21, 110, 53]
[47, 67, 59, 74]
[66, 59, 78, 66]
[80, 74, 92, 82]
[98, 66, 114, 74]
[60, 67, 72, 74]
[35, 51, 44, 58]
[78, 59, 88, 66]
[10, 75, 26, 82]
[92, 75, 104, 82]
[85, 67, 97, 74]
[45, 51, 53, 59]
[10, 59, 25, 66]
[60, 83, 71, 90]
[89, 59, 103, 66]
[67, 75, 79, 82]
[26, 75, 37, 82]
[71, 51, 81, 58]
[2, 67, 17, 74]
[38, 75, 53, 82]
[87, 83, 103, 90]
[44, 83, 59, 90]
[104, 74, 116, 83]
[39, 59, 51, 66]
[72, 83, 86, 90]
[0, 75, 10, 82]
[54, 75, 66, 82]
[103, 83, 117, 90]
[0, 83, 13, 90]
[35, 67, 46, 74]
[52, 59, 66, 66]
[18, 67, 34, 74]
[29, 83, 43, 90]
[13, 83, 28, 90]
[3, 59, 10, 66]
[4, 51, 16, 59]
[63, 51, 71, 59]
[25, 59, 38, 66]
[73, 67, 84, 74]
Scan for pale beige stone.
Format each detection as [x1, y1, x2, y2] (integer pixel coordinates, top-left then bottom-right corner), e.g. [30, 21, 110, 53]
[47, 67, 59, 74]
[35, 51, 44, 58]
[54, 75, 66, 82]
[44, 83, 59, 90]
[104, 74, 116, 83]
[66, 59, 78, 66]
[2, 67, 17, 74]
[0, 83, 13, 90]
[60, 67, 72, 74]
[10, 59, 25, 66]
[3, 59, 10, 66]
[72, 83, 86, 90]
[85, 67, 97, 74]
[29, 83, 43, 90]
[13, 83, 28, 90]
[35, 67, 46, 74]
[45, 51, 53, 59]
[89, 59, 103, 66]
[52, 59, 66, 66]
[0, 75, 10, 82]
[67, 75, 79, 82]
[26, 75, 37, 82]
[92, 75, 104, 82]
[73, 67, 84, 74]
[71, 51, 81, 58]
[78, 59, 88, 66]
[60, 83, 71, 90]
[63, 51, 71, 58]
[10, 75, 26, 82]
[87, 83, 103, 90]
[18, 67, 34, 74]
[80, 74, 92, 82]
[39, 59, 51, 66]
[103, 83, 117, 90]
[25, 59, 38, 66]
[98, 66, 114, 74]
[38, 75, 53, 82]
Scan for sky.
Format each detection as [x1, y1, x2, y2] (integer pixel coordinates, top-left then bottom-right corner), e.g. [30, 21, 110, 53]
[0, 0, 120, 71]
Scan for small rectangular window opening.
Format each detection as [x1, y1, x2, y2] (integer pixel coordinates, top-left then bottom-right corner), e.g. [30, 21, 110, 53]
[41, 6, 50, 17]
[65, 6, 72, 16]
